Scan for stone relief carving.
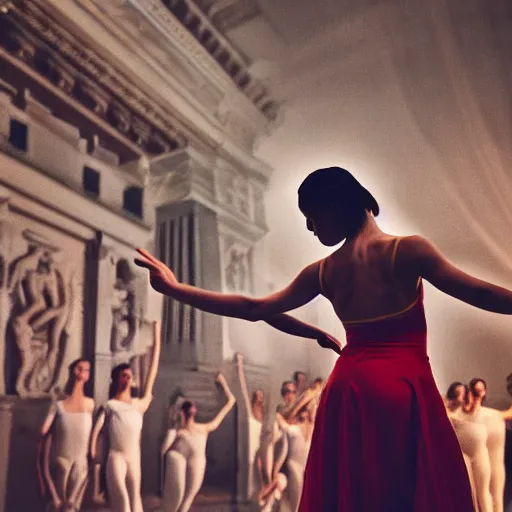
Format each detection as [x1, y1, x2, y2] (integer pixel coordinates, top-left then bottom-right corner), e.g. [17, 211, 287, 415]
[224, 247, 250, 293]
[110, 258, 137, 354]
[4, 230, 81, 397]
[218, 171, 251, 217]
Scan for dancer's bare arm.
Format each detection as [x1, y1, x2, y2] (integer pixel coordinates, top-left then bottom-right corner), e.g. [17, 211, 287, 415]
[235, 353, 253, 418]
[135, 249, 321, 320]
[402, 236, 512, 313]
[139, 321, 161, 412]
[205, 373, 236, 433]
[287, 389, 318, 420]
[265, 315, 342, 354]
[36, 403, 57, 497]
[90, 410, 106, 461]
[43, 435, 62, 509]
[502, 407, 512, 420]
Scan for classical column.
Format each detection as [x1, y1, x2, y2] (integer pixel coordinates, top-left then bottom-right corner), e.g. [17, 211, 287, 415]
[0, 187, 13, 396]
[89, 233, 116, 403]
[156, 199, 223, 368]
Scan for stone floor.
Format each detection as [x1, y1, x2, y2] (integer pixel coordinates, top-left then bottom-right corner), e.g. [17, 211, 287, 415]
[82, 493, 246, 512]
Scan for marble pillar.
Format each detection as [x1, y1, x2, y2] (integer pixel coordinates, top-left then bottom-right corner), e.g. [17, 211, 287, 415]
[156, 199, 223, 368]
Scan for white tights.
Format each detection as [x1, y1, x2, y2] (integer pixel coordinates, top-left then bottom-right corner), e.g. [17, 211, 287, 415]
[286, 459, 305, 512]
[106, 450, 143, 512]
[52, 456, 88, 510]
[162, 451, 206, 512]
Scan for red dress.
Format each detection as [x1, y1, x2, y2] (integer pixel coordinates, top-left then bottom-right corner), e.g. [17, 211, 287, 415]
[299, 282, 474, 511]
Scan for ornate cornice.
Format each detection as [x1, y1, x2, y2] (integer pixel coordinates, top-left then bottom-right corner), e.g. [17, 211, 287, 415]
[157, 0, 280, 122]
[0, 0, 189, 158]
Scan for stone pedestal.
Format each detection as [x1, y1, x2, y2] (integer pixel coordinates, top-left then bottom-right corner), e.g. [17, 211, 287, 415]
[4, 397, 51, 512]
[0, 397, 15, 512]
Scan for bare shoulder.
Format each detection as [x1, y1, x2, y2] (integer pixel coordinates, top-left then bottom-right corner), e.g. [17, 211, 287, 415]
[195, 423, 209, 433]
[85, 397, 95, 412]
[394, 235, 440, 264]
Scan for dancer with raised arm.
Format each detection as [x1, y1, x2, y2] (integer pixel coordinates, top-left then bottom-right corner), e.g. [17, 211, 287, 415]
[37, 358, 94, 512]
[90, 321, 161, 512]
[446, 382, 492, 512]
[276, 404, 314, 512]
[133, 164, 512, 510]
[160, 393, 186, 494]
[235, 352, 266, 501]
[162, 373, 235, 512]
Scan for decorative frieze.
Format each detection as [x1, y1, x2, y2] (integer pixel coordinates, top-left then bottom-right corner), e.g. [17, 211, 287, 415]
[0, 0, 187, 157]
[147, 0, 280, 122]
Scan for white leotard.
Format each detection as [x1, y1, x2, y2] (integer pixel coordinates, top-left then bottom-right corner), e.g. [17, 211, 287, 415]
[54, 400, 92, 460]
[287, 425, 310, 467]
[49, 401, 93, 509]
[449, 407, 493, 512]
[105, 399, 143, 454]
[163, 427, 209, 512]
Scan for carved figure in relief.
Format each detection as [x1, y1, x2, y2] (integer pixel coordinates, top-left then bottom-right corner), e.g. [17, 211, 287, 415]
[225, 249, 248, 292]
[6, 230, 71, 396]
[110, 258, 137, 354]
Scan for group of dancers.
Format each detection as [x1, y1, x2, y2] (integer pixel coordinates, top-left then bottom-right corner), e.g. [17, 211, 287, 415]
[236, 362, 323, 512]
[37, 321, 161, 512]
[445, 378, 511, 512]
[37, 321, 236, 512]
[135, 166, 512, 510]
[37, 165, 512, 511]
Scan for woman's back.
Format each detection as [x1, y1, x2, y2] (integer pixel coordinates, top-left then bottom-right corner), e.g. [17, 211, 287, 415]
[321, 235, 421, 324]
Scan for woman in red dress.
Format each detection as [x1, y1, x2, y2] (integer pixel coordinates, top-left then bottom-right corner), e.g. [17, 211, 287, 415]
[133, 166, 512, 511]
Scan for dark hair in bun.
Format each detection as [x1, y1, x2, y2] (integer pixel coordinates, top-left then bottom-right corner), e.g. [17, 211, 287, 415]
[298, 167, 379, 235]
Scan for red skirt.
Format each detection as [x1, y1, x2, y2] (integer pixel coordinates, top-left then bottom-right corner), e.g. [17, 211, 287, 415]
[298, 341, 474, 511]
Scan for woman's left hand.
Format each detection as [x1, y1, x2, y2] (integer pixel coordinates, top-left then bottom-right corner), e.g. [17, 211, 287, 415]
[135, 249, 178, 293]
[316, 333, 342, 355]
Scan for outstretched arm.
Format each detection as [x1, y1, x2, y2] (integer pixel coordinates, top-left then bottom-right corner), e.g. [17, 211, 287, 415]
[205, 373, 236, 433]
[139, 321, 162, 412]
[134, 249, 321, 321]
[402, 236, 512, 314]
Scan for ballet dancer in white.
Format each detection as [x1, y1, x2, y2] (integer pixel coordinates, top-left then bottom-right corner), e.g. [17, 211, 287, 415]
[468, 378, 506, 512]
[276, 403, 314, 512]
[162, 372, 235, 512]
[235, 352, 266, 501]
[90, 321, 161, 512]
[38, 358, 94, 512]
[446, 381, 492, 512]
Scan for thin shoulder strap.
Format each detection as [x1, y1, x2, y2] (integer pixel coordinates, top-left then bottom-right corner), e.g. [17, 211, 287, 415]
[391, 236, 422, 291]
[391, 236, 402, 270]
[318, 258, 328, 296]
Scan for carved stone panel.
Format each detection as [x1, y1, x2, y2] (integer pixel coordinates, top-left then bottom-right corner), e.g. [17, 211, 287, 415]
[1, 213, 85, 398]
[221, 235, 252, 294]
